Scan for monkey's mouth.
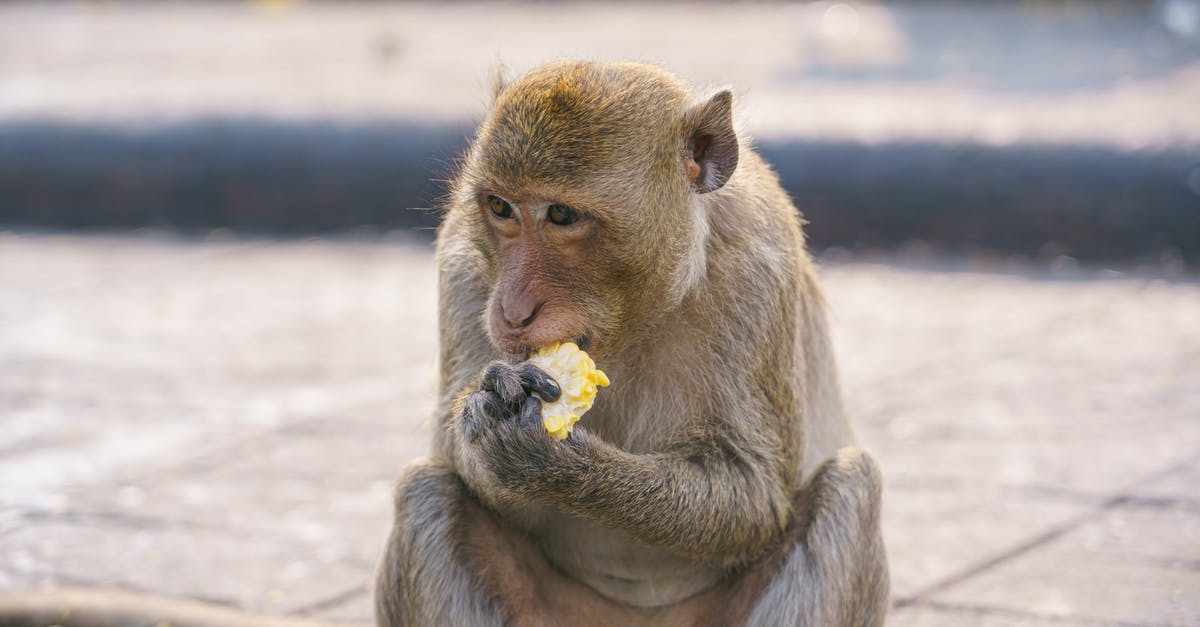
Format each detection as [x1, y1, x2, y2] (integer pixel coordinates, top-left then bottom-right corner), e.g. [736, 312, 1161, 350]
[504, 334, 593, 361]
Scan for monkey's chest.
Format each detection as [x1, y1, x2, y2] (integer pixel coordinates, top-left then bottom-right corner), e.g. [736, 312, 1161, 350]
[532, 510, 725, 609]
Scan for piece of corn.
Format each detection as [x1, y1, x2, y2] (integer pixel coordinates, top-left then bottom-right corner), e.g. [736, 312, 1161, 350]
[526, 341, 610, 440]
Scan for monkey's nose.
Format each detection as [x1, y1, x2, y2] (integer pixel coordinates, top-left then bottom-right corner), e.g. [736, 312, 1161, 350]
[500, 295, 544, 329]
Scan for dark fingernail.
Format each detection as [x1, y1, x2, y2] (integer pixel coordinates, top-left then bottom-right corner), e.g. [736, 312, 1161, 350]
[540, 375, 561, 401]
[522, 366, 561, 401]
[518, 364, 558, 401]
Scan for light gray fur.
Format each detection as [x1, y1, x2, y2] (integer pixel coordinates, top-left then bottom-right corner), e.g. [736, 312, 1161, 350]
[375, 459, 505, 627]
[746, 449, 890, 626]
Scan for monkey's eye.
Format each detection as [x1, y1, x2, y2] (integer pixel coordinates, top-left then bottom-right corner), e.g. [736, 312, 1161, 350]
[547, 204, 578, 226]
[487, 195, 514, 219]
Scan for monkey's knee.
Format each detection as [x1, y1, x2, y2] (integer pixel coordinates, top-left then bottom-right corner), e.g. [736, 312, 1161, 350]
[389, 456, 462, 505]
[743, 448, 888, 626]
[808, 447, 889, 625]
[383, 458, 468, 546]
[375, 458, 502, 627]
[822, 447, 882, 491]
[810, 448, 888, 572]
[809, 447, 884, 528]
[744, 537, 888, 627]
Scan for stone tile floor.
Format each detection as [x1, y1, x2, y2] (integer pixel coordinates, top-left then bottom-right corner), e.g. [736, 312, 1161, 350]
[0, 233, 1197, 625]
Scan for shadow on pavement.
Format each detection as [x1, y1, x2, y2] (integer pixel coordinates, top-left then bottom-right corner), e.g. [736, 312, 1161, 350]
[1, 119, 1197, 262]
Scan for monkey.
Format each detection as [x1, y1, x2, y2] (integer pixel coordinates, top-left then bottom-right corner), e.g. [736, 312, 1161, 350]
[374, 60, 889, 626]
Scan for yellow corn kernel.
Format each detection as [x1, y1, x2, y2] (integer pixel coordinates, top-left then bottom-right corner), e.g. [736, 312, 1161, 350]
[526, 341, 610, 440]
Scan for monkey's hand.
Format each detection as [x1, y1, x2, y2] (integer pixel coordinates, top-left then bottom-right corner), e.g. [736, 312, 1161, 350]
[458, 361, 574, 498]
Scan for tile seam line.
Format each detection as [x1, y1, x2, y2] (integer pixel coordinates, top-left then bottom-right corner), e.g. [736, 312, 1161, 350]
[54, 380, 407, 494]
[2, 507, 377, 570]
[888, 476, 1200, 512]
[286, 584, 370, 618]
[913, 599, 1155, 627]
[847, 291, 1150, 392]
[892, 448, 1200, 610]
[0, 570, 267, 615]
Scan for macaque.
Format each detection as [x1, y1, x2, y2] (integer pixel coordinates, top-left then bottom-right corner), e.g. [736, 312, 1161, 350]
[375, 60, 889, 626]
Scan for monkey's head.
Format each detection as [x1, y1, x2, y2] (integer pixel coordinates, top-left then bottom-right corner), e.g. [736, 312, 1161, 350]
[454, 61, 738, 359]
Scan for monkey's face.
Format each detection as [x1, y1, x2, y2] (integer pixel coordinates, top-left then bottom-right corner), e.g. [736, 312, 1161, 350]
[462, 61, 738, 360]
[477, 190, 626, 359]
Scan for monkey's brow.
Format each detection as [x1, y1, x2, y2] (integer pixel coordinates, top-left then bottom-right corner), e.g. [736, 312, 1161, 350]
[474, 185, 590, 211]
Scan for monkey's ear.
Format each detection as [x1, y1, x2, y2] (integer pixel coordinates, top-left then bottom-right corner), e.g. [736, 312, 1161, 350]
[683, 89, 739, 193]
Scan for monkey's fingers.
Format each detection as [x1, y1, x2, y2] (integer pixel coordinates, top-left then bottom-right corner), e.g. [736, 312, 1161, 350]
[466, 390, 509, 427]
[518, 395, 544, 433]
[461, 406, 482, 442]
[481, 361, 526, 410]
[517, 363, 562, 402]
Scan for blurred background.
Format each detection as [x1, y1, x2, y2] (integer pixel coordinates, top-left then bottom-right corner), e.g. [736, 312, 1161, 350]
[1, 1, 1198, 625]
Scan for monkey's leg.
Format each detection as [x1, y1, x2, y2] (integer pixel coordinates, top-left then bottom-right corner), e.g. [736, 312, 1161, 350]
[743, 447, 890, 627]
[374, 457, 508, 627]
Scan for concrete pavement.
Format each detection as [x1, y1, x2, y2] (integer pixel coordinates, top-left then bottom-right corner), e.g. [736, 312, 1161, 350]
[0, 233, 1197, 625]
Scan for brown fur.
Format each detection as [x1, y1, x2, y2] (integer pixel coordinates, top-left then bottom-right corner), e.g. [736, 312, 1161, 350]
[376, 60, 889, 626]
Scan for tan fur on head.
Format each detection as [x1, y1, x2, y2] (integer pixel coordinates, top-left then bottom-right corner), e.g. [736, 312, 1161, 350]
[455, 61, 747, 359]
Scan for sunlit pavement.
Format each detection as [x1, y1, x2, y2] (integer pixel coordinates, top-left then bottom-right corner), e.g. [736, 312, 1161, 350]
[0, 234, 1197, 625]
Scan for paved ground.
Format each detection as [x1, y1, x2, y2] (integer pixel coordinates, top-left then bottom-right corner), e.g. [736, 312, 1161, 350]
[0, 233, 1197, 625]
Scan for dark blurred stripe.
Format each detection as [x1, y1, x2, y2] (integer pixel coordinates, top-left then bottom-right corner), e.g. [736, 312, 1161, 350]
[759, 140, 1200, 261]
[1, 119, 1197, 260]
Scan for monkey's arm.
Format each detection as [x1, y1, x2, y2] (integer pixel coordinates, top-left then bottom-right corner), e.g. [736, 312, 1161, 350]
[448, 358, 794, 565]
[567, 431, 791, 565]
[477, 415, 793, 566]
